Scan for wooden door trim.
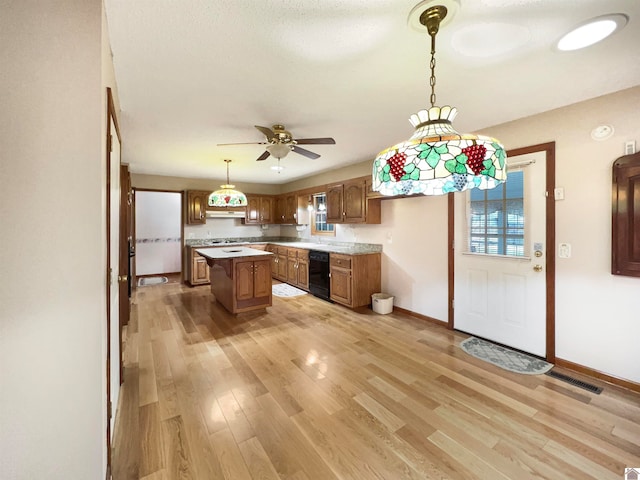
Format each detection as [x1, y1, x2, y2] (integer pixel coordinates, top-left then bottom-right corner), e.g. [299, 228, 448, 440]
[448, 141, 556, 362]
[105, 86, 120, 477]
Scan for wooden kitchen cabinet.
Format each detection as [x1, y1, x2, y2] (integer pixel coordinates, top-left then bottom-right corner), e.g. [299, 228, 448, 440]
[330, 252, 381, 308]
[236, 258, 272, 302]
[245, 195, 274, 224]
[286, 248, 309, 290]
[273, 193, 298, 224]
[326, 179, 380, 224]
[275, 247, 288, 281]
[187, 246, 211, 285]
[186, 190, 209, 224]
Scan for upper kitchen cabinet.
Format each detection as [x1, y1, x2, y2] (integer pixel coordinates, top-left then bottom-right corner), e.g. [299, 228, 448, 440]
[186, 190, 208, 224]
[326, 178, 380, 224]
[273, 193, 309, 225]
[245, 195, 274, 225]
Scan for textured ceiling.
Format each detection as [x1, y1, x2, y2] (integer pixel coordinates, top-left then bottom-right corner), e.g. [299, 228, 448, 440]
[104, 0, 640, 184]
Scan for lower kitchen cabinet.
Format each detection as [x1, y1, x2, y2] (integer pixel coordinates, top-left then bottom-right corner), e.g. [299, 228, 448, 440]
[330, 252, 381, 308]
[235, 258, 272, 302]
[286, 248, 309, 291]
[187, 246, 210, 285]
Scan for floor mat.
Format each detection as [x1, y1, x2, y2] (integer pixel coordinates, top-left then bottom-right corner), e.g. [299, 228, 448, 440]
[459, 337, 552, 375]
[137, 276, 168, 286]
[272, 283, 307, 297]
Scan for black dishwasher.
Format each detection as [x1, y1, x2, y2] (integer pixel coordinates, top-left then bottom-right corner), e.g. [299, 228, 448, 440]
[308, 250, 330, 301]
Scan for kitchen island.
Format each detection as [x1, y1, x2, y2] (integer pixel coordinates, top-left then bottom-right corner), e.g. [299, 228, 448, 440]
[196, 246, 274, 314]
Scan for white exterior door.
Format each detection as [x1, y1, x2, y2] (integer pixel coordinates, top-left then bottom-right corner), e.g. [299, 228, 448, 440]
[454, 150, 547, 357]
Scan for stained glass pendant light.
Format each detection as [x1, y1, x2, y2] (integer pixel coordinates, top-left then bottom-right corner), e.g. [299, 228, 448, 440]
[372, 3, 507, 196]
[208, 159, 248, 207]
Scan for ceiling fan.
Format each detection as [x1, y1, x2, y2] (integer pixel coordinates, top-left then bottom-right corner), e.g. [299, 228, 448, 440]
[218, 124, 336, 162]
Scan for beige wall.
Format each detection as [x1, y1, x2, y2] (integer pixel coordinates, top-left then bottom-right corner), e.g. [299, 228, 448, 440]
[132, 172, 281, 195]
[482, 86, 640, 383]
[0, 1, 108, 479]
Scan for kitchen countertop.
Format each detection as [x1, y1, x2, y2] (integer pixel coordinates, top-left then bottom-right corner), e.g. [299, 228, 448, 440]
[195, 246, 273, 260]
[188, 238, 382, 255]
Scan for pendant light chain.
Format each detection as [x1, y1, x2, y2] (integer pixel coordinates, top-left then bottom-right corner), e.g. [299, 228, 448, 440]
[429, 33, 437, 108]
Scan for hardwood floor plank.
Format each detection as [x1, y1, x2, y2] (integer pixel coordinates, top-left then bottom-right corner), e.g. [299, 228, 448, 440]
[112, 282, 640, 480]
[237, 436, 281, 480]
[139, 402, 164, 477]
[112, 366, 139, 480]
[161, 416, 194, 480]
[210, 428, 253, 480]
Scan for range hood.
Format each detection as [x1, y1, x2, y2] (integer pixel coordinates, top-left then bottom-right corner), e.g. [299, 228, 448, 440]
[205, 209, 246, 219]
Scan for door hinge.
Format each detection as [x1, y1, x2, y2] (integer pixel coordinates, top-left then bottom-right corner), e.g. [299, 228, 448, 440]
[108, 401, 113, 420]
[108, 134, 113, 153]
[451, 299, 455, 309]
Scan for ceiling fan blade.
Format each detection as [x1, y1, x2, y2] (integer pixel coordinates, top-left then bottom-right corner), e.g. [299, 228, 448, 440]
[256, 150, 271, 161]
[292, 145, 320, 159]
[254, 125, 276, 142]
[294, 137, 336, 145]
[217, 141, 268, 146]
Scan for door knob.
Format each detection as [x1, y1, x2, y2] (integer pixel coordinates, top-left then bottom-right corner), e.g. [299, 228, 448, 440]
[533, 265, 543, 272]
[118, 275, 128, 282]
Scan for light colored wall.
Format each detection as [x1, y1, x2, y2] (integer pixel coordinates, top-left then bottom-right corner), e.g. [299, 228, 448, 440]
[283, 194, 449, 321]
[481, 86, 640, 383]
[0, 1, 107, 479]
[132, 172, 280, 195]
[136, 191, 182, 275]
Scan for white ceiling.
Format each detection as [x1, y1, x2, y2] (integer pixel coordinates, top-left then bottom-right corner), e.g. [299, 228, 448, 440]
[104, 0, 640, 185]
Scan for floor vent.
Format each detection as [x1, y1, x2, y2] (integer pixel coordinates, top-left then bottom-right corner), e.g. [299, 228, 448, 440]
[545, 369, 602, 394]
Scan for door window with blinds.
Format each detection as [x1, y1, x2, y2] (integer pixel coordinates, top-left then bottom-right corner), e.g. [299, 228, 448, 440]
[467, 170, 525, 257]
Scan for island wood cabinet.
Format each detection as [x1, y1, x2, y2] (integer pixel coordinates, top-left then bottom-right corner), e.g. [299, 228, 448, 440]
[287, 248, 309, 290]
[235, 258, 272, 305]
[245, 195, 274, 225]
[199, 249, 273, 314]
[330, 252, 381, 308]
[326, 179, 381, 224]
[186, 190, 208, 224]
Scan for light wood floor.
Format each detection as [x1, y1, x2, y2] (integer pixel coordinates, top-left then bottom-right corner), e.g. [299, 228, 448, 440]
[112, 281, 640, 480]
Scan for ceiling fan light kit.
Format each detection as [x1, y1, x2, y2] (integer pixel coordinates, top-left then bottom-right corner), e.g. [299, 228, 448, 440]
[219, 124, 335, 162]
[372, 1, 507, 196]
[208, 159, 248, 207]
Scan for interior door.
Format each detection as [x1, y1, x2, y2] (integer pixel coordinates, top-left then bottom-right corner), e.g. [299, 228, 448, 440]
[454, 150, 547, 356]
[108, 115, 121, 435]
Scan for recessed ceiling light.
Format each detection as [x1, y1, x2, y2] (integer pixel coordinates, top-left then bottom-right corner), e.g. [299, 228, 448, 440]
[556, 14, 628, 51]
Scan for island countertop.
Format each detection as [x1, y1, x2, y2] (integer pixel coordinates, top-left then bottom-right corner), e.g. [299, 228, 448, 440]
[195, 246, 273, 260]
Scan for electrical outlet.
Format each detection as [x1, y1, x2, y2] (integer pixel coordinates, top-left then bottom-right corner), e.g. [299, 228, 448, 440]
[558, 243, 571, 259]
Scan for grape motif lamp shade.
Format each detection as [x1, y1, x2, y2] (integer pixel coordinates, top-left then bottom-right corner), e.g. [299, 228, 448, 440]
[372, 3, 507, 196]
[208, 159, 248, 207]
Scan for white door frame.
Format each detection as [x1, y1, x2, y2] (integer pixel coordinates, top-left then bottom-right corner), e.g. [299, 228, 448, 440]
[448, 142, 556, 362]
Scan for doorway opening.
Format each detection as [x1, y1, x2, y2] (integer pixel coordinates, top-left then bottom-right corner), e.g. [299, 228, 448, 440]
[134, 189, 183, 283]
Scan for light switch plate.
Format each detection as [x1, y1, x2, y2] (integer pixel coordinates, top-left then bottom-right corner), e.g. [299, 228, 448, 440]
[625, 140, 636, 155]
[558, 243, 571, 258]
[554, 187, 565, 200]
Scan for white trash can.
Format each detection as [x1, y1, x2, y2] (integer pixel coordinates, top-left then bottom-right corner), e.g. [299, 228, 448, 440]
[371, 293, 394, 314]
